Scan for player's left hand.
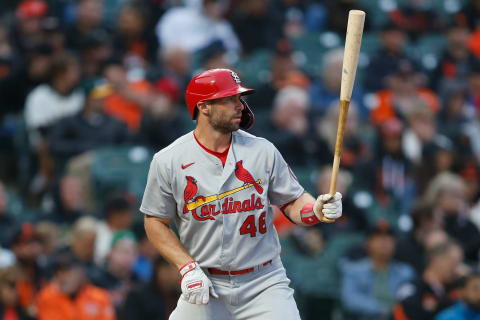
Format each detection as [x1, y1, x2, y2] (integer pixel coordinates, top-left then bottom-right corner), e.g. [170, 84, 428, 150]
[179, 261, 218, 305]
[313, 192, 342, 223]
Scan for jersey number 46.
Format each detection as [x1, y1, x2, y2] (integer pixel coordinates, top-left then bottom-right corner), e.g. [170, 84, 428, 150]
[239, 212, 267, 237]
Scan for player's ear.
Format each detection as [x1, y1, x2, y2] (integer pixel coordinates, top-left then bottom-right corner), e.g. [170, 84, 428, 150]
[197, 102, 211, 117]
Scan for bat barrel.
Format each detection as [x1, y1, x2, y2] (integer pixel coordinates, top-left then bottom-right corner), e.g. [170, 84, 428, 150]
[329, 10, 365, 197]
[339, 10, 365, 102]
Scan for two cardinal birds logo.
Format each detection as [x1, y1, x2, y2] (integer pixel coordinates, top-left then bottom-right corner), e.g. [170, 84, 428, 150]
[183, 160, 263, 214]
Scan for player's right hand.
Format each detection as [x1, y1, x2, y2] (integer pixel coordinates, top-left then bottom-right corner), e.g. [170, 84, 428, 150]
[179, 261, 218, 305]
[313, 192, 342, 223]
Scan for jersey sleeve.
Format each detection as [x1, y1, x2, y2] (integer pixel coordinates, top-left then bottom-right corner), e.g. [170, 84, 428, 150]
[268, 145, 305, 207]
[140, 154, 177, 219]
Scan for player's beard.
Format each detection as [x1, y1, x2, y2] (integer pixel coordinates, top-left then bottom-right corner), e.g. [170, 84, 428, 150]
[208, 108, 241, 134]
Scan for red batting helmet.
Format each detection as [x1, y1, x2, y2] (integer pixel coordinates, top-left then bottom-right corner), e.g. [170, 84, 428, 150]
[185, 68, 255, 130]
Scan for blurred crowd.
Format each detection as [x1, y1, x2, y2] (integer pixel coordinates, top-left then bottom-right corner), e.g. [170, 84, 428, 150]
[0, 0, 480, 319]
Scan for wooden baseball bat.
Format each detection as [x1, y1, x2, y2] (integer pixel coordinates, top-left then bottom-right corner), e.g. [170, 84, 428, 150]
[329, 10, 365, 197]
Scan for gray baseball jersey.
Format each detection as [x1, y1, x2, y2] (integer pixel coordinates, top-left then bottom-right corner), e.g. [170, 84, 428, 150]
[140, 129, 304, 270]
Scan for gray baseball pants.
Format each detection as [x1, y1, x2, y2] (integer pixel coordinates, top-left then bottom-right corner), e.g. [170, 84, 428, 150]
[169, 257, 301, 320]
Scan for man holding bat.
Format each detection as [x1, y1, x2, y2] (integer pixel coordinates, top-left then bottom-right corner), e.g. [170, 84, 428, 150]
[141, 10, 364, 320]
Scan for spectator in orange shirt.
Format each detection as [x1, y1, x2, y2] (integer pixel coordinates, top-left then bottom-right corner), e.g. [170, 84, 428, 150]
[11, 223, 46, 318]
[370, 59, 439, 126]
[0, 266, 31, 320]
[101, 58, 162, 131]
[36, 252, 115, 320]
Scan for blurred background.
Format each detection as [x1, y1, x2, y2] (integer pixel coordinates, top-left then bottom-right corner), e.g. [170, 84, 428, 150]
[0, 0, 480, 319]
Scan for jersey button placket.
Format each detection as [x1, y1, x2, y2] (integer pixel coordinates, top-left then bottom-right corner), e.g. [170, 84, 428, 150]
[217, 197, 226, 268]
[218, 152, 236, 271]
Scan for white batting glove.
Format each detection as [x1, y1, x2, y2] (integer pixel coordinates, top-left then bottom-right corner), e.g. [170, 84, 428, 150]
[313, 192, 342, 223]
[179, 261, 218, 305]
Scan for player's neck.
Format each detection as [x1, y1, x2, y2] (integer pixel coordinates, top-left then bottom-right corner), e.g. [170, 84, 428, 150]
[194, 126, 231, 153]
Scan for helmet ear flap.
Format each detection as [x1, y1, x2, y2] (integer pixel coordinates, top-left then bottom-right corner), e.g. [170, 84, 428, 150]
[239, 97, 254, 130]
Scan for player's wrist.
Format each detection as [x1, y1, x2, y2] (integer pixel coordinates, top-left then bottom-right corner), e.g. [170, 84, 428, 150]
[300, 202, 321, 226]
[179, 260, 198, 279]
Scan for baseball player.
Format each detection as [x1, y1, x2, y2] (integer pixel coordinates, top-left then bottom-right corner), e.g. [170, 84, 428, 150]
[141, 68, 342, 320]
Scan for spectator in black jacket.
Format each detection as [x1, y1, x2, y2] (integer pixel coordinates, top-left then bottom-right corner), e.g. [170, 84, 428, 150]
[364, 22, 411, 93]
[0, 182, 18, 248]
[424, 172, 480, 263]
[456, 0, 480, 31]
[121, 256, 180, 320]
[49, 216, 103, 280]
[9, 0, 49, 58]
[113, 3, 158, 66]
[431, 22, 476, 95]
[231, 0, 282, 54]
[356, 119, 414, 210]
[91, 231, 138, 313]
[395, 203, 444, 274]
[393, 241, 465, 320]
[436, 271, 480, 320]
[264, 85, 327, 167]
[64, 0, 111, 52]
[49, 78, 129, 166]
[137, 88, 187, 152]
[44, 175, 88, 224]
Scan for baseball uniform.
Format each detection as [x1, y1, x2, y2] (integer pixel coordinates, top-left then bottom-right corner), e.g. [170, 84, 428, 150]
[140, 129, 303, 319]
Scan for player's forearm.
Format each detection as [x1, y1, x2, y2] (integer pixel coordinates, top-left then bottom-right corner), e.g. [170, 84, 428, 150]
[283, 192, 316, 226]
[144, 215, 194, 269]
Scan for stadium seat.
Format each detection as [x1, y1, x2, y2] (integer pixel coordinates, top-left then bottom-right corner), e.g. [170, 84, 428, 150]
[356, 32, 382, 85]
[358, 0, 405, 28]
[360, 32, 381, 57]
[90, 146, 153, 206]
[290, 166, 317, 195]
[12, 119, 35, 194]
[5, 188, 36, 223]
[234, 49, 273, 88]
[291, 32, 342, 77]
[406, 35, 447, 71]
[281, 232, 365, 299]
[431, 0, 465, 17]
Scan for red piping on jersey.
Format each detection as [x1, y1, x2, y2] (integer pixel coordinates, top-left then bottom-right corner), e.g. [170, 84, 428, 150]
[193, 132, 231, 167]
